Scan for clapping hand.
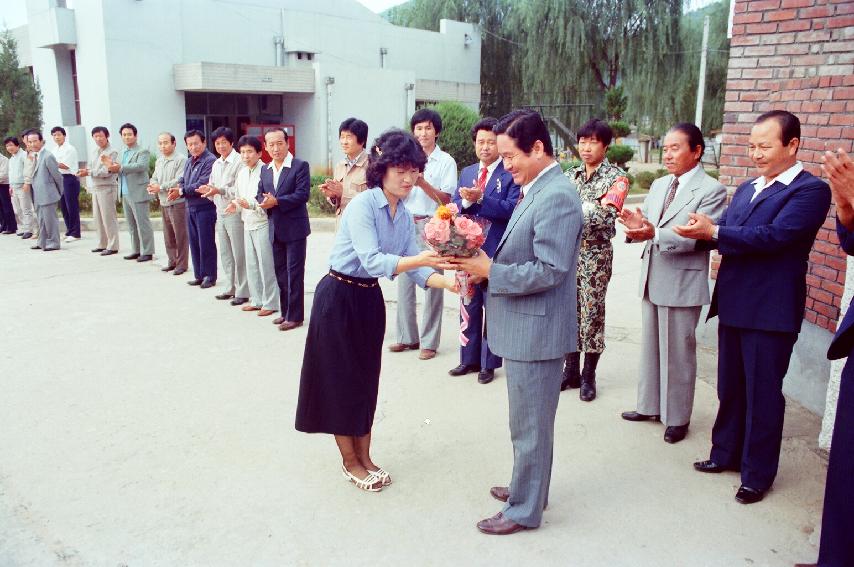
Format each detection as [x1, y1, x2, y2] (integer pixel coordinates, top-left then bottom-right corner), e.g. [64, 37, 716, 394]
[673, 213, 716, 240]
[319, 178, 343, 199]
[822, 148, 854, 228]
[619, 207, 655, 241]
[458, 186, 483, 203]
[147, 183, 161, 195]
[224, 201, 237, 215]
[167, 188, 181, 201]
[259, 192, 278, 209]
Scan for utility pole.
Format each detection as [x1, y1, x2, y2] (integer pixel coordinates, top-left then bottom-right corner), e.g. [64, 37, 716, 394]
[695, 15, 710, 128]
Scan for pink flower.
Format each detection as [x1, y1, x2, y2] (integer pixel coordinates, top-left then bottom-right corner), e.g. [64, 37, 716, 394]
[424, 218, 451, 243]
[446, 202, 460, 215]
[453, 216, 483, 239]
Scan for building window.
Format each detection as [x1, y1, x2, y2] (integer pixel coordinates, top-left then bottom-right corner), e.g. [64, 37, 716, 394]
[69, 49, 81, 125]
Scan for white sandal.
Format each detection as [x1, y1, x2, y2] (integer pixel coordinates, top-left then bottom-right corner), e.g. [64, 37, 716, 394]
[341, 465, 383, 492]
[367, 467, 392, 486]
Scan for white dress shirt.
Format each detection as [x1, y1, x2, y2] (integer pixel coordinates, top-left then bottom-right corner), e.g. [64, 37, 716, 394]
[52, 142, 79, 176]
[235, 163, 268, 231]
[210, 149, 244, 215]
[462, 157, 502, 208]
[270, 152, 294, 189]
[403, 144, 457, 217]
[750, 161, 803, 201]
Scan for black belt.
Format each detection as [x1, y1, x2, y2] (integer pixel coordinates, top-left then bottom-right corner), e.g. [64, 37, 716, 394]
[328, 269, 379, 288]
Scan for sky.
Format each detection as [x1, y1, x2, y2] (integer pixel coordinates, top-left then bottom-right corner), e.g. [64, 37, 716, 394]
[1, 0, 719, 30]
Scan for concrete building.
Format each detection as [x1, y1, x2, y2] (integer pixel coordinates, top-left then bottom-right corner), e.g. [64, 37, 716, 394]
[13, 0, 481, 171]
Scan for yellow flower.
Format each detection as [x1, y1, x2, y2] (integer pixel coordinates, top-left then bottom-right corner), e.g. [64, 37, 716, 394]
[435, 205, 452, 221]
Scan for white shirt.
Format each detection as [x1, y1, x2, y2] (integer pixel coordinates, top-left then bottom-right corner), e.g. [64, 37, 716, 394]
[520, 161, 560, 197]
[271, 152, 294, 189]
[403, 144, 457, 216]
[235, 162, 267, 231]
[210, 149, 243, 215]
[8, 150, 25, 185]
[750, 161, 803, 201]
[52, 142, 79, 176]
[462, 158, 502, 208]
[653, 163, 703, 242]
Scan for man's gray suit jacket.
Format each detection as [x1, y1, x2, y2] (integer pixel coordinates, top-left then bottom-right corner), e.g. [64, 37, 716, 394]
[486, 164, 583, 361]
[31, 148, 63, 207]
[635, 169, 727, 307]
[119, 145, 152, 203]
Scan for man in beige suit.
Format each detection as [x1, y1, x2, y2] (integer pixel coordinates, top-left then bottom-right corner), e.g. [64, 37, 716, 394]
[78, 126, 120, 255]
[618, 123, 727, 444]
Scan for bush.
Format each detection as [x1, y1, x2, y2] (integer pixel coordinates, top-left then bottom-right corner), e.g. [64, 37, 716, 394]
[606, 144, 634, 169]
[635, 171, 657, 190]
[625, 172, 635, 187]
[429, 101, 480, 168]
[308, 173, 335, 217]
[609, 120, 631, 139]
[559, 159, 581, 173]
[707, 169, 720, 180]
[656, 168, 668, 178]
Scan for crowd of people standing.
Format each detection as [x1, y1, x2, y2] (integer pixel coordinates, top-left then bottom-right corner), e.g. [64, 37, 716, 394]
[1, 106, 850, 565]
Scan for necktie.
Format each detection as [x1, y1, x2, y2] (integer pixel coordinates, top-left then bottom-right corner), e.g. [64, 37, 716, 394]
[516, 190, 525, 207]
[660, 177, 679, 221]
[477, 166, 488, 191]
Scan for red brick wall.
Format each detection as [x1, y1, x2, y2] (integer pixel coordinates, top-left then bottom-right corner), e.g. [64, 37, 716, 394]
[717, 0, 854, 332]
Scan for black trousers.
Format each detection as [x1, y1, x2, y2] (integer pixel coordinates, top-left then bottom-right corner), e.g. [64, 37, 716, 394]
[817, 356, 854, 566]
[59, 175, 81, 237]
[710, 323, 797, 490]
[0, 183, 16, 233]
[272, 237, 306, 323]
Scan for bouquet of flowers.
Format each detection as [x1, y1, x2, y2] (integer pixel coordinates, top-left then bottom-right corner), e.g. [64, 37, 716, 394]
[417, 203, 491, 306]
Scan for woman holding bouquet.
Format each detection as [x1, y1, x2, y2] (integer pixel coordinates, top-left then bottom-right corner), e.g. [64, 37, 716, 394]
[295, 129, 454, 492]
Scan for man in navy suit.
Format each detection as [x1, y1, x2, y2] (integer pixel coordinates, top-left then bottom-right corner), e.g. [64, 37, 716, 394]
[448, 117, 520, 384]
[794, 148, 854, 567]
[675, 110, 831, 504]
[257, 128, 310, 331]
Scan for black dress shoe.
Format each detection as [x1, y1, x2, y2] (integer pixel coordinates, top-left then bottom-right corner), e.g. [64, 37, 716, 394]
[161, 265, 175, 272]
[735, 485, 766, 504]
[21, 232, 33, 239]
[136, 254, 152, 262]
[693, 459, 731, 473]
[664, 424, 689, 444]
[92, 248, 105, 253]
[621, 411, 660, 422]
[173, 268, 186, 276]
[273, 316, 285, 325]
[124, 253, 140, 260]
[448, 364, 480, 376]
[215, 292, 234, 300]
[200, 278, 215, 289]
[230, 297, 249, 306]
[187, 279, 202, 286]
[100, 249, 118, 256]
[31, 245, 41, 249]
[478, 369, 495, 384]
[43, 247, 59, 251]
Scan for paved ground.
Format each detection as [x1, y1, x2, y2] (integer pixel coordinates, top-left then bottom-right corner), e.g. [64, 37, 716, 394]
[0, 223, 828, 567]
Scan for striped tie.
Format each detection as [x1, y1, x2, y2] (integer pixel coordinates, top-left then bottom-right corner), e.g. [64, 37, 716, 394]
[659, 177, 679, 221]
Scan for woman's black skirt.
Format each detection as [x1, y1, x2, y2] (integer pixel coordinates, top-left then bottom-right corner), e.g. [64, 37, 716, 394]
[295, 271, 386, 436]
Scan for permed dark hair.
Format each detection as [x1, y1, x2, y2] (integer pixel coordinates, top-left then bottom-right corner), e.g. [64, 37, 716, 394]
[366, 129, 428, 189]
[211, 126, 235, 145]
[50, 126, 67, 136]
[91, 126, 110, 138]
[756, 110, 801, 147]
[669, 122, 706, 154]
[493, 110, 553, 156]
[339, 117, 369, 147]
[470, 117, 498, 142]
[4, 136, 20, 147]
[410, 108, 443, 135]
[577, 118, 613, 147]
[119, 122, 138, 136]
[237, 135, 262, 153]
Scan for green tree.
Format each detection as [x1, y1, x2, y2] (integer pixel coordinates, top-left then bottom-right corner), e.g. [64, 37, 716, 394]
[431, 101, 480, 167]
[0, 31, 43, 143]
[604, 86, 627, 121]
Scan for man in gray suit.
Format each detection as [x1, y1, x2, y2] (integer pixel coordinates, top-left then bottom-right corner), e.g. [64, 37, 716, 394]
[111, 123, 154, 262]
[618, 123, 727, 443]
[447, 110, 582, 535]
[26, 130, 63, 252]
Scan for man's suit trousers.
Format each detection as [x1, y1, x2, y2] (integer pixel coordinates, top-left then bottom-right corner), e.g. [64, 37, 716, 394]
[216, 214, 249, 298]
[711, 323, 797, 491]
[59, 175, 81, 238]
[0, 184, 17, 233]
[637, 296, 702, 426]
[122, 197, 154, 256]
[272, 236, 306, 323]
[11, 185, 36, 234]
[502, 357, 563, 528]
[245, 225, 279, 312]
[91, 188, 119, 252]
[187, 207, 217, 281]
[36, 203, 60, 250]
[161, 202, 188, 271]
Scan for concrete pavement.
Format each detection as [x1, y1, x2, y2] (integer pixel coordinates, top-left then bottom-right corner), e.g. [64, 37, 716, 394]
[0, 224, 828, 567]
